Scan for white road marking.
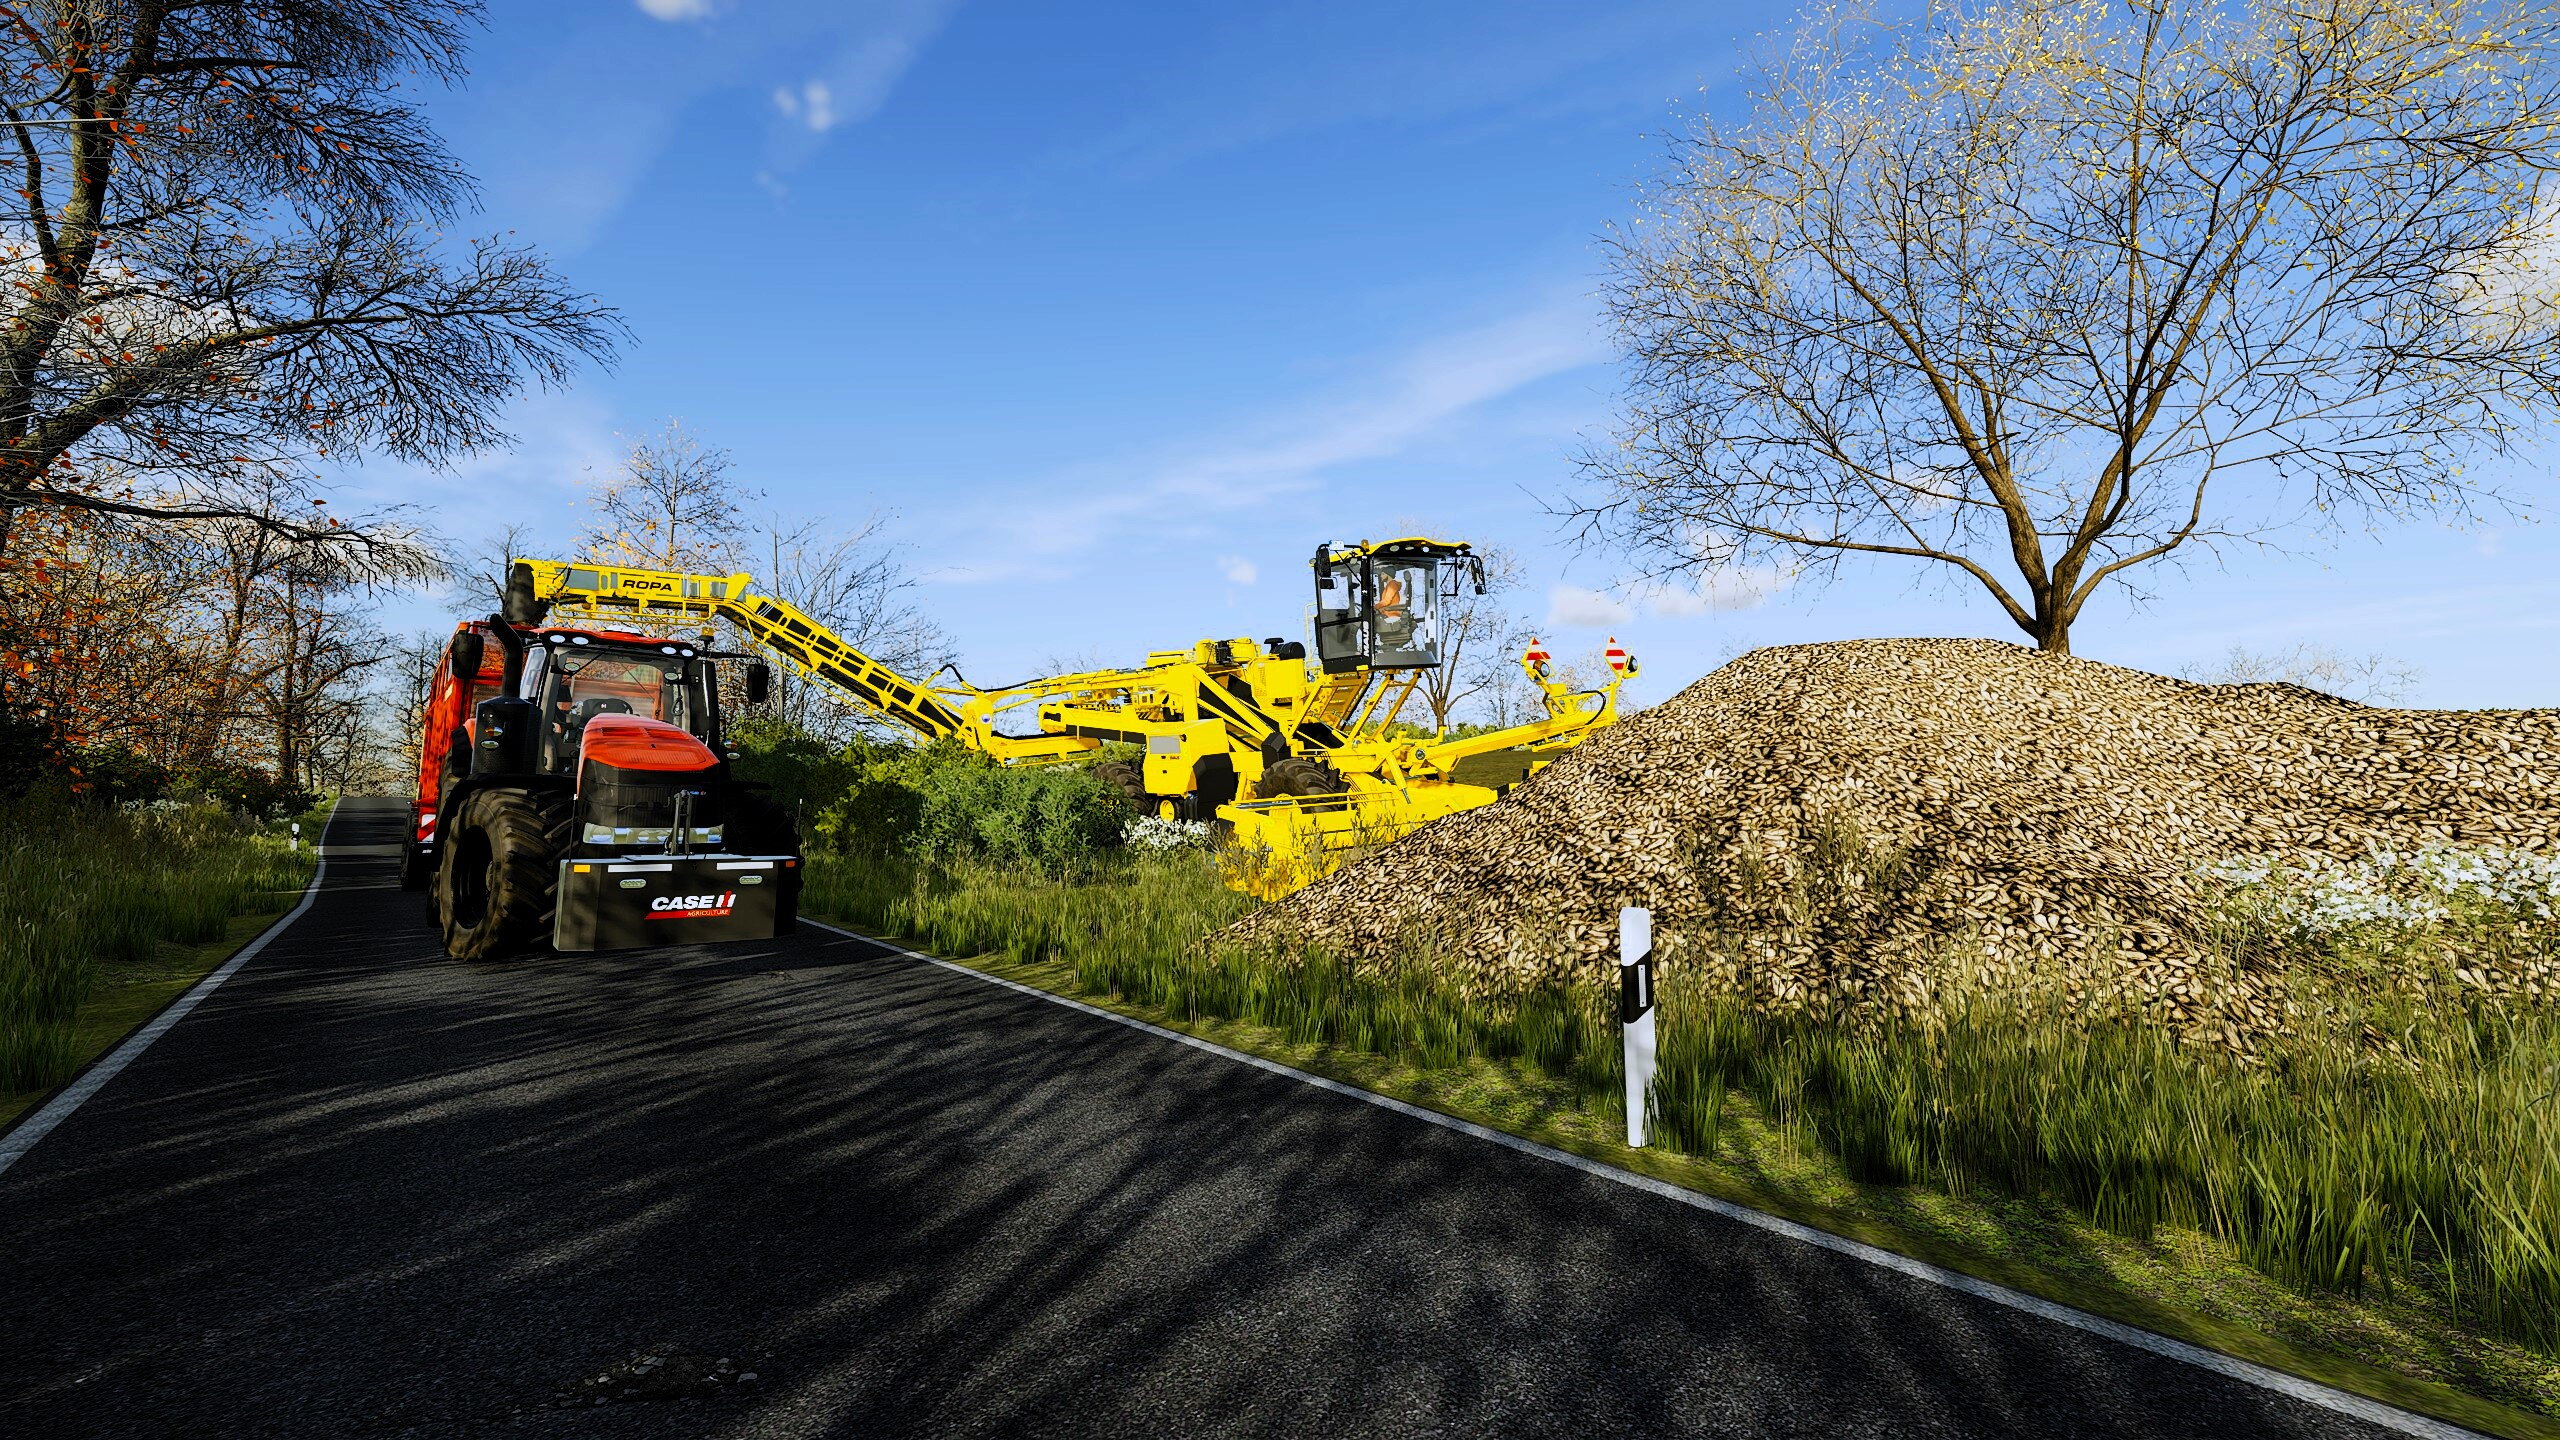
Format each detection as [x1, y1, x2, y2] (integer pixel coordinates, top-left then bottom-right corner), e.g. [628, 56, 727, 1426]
[0, 812, 336, 1181]
[805, 918, 2485, 1440]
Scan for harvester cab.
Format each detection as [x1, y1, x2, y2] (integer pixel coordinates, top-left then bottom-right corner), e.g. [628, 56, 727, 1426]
[400, 568, 800, 963]
[1311, 538, 1484, 674]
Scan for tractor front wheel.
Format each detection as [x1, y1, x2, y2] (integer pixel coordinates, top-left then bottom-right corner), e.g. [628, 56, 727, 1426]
[438, 788, 569, 962]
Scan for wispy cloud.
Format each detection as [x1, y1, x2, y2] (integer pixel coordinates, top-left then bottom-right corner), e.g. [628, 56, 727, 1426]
[1061, 7, 1727, 177]
[1218, 555, 1259, 586]
[1547, 563, 1794, 629]
[764, 1, 958, 168]
[329, 392, 623, 512]
[1548, 584, 1632, 628]
[772, 81, 838, 133]
[465, 6, 962, 248]
[935, 296, 1609, 584]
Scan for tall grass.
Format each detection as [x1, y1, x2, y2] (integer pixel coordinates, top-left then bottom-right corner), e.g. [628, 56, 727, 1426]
[0, 796, 310, 1093]
[806, 847, 1623, 1087]
[806, 845, 2560, 1354]
[1653, 978, 2560, 1348]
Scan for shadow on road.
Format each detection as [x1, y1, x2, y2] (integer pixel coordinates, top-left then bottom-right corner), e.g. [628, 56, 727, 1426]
[0, 798, 2396, 1439]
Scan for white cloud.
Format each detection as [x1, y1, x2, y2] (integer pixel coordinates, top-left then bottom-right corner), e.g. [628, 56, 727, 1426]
[634, 0, 716, 20]
[939, 297, 1607, 584]
[2453, 191, 2560, 342]
[1548, 584, 1634, 629]
[772, 80, 838, 133]
[328, 391, 623, 512]
[1547, 564, 1794, 629]
[765, 2, 958, 165]
[1218, 555, 1259, 586]
[1635, 563, 1793, 616]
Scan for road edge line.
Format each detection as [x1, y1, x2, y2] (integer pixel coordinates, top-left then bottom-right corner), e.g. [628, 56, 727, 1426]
[804, 918, 2483, 1440]
[0, 811, 336, 1181]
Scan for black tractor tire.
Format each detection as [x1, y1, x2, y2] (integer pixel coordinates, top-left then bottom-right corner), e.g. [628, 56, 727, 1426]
[1253, 756, 1350, 800]
[438, 788, 572, 963]
[1094, 760, 1147, 807]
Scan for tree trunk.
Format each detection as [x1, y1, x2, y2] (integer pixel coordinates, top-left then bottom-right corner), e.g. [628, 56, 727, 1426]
[2023, 586, 2073, 655]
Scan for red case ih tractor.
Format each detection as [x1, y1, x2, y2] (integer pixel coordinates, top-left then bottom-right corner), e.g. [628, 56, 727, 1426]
[402, 565, 802, 960]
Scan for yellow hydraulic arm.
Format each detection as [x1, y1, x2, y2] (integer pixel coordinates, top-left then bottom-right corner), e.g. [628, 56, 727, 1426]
[511, 558, 1090, 762]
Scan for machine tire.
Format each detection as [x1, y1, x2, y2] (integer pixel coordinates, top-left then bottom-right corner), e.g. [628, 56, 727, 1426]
[1094, 760, 1146, 807]
[1253, 756, 1349, 800]
[438, 788, 570, 963]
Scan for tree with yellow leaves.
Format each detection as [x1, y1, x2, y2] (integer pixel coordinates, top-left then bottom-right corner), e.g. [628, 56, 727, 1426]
[1580, 0, 2560, 653]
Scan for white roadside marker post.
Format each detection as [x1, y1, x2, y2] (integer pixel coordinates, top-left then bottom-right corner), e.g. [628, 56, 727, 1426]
[290, 821, 301, 853]
[1619, 905, 1657, 1148]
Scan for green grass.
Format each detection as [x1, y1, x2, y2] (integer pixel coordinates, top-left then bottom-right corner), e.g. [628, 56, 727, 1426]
[0, 795, 317, 1108]
[804, 843, 2560, 1434]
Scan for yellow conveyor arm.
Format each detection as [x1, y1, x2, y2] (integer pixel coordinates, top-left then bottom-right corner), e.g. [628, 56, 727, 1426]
[513, 558, 973, 743]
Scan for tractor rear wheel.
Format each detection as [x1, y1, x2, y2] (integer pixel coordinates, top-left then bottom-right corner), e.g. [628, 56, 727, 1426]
[1253, 756, 1350, 800]
[439, 788, 571, 962]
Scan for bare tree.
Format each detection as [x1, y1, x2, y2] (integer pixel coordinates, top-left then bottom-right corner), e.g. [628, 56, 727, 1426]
[0, 1, 621, 562]
[453, 519, 539, 610]
[1412, 542, 1529, 733]
[749, 510, 950, 744]
[580, 421, 754, 573]
[248, 547, 387, 791]
[2182, 643, 2420, 704]
[1580, 0, 2560, 654]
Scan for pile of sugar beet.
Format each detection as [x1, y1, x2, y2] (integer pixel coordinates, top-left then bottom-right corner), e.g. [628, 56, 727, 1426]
[1230, 638, 2560, 1046]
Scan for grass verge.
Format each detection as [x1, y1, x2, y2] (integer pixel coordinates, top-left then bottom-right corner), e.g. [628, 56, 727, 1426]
[804, 844, 2560, 1438]
[0, 796, 326, 1129]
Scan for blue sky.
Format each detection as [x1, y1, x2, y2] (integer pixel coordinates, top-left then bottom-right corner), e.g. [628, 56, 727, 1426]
[349, 0, 2560, 712]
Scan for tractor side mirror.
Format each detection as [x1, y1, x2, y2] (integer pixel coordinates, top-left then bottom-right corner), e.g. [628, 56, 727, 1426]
[448, 630, 485, 684]
[744, 660, 771, 706]
[501, 561, 550, 627]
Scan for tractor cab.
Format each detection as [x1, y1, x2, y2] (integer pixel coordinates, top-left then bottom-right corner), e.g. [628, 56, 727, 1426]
[1309, 538, 1484, 674]
[517, 627, 723, 774]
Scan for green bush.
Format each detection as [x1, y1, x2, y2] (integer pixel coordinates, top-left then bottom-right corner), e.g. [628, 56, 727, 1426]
[172, 760, 312, 819]
[757, 729, 1129, 869]
[727, 714, 863, 810]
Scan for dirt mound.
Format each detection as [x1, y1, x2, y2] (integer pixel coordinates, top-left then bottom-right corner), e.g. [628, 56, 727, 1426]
[1231, 638, 2560, 1040]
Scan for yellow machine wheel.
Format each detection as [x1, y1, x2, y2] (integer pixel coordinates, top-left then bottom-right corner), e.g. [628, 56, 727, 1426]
[1158, 798, 1178, 821]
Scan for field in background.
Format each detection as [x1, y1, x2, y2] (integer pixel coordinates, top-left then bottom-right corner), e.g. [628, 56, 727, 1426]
[0, 797, 318, 1121]
[804, 844, 2560, 1433]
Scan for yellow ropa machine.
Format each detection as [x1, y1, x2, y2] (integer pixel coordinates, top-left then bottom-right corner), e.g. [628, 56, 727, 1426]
[503, 538, 1634, 897]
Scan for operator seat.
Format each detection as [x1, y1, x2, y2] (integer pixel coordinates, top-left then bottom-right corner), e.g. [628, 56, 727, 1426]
[1374, 574, 1415, 647]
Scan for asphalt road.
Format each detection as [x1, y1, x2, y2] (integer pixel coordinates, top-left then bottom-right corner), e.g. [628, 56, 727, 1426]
[0, 796, 2431, 1439]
